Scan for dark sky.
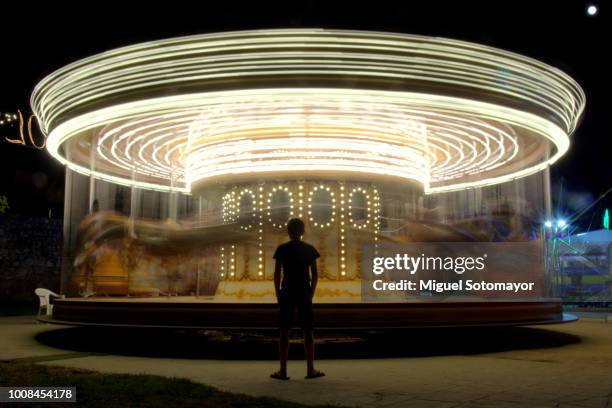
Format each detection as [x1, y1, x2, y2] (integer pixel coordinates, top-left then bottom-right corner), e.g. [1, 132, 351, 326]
[0, 1, 609, 227]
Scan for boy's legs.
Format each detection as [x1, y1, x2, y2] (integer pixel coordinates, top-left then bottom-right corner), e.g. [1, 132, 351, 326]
[303, 328, 315, 375]
[298, 294, 323, 377]
[272, 292, 293, 379]
[279, 327, 289, 376]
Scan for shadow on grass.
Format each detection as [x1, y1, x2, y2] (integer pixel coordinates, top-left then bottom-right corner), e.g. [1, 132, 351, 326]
[35, 325, 581, 360]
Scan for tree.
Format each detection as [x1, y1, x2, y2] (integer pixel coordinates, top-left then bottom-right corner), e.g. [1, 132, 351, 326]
[0, 195, 9, 214]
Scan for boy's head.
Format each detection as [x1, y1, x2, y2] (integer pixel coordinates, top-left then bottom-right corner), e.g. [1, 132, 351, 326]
[287, 218, 305, 240]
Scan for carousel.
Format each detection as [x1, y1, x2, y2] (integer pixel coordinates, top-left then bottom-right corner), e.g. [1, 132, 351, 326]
[31, 29, 584, 328]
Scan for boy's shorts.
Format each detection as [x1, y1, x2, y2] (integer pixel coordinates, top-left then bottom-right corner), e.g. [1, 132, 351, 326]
[278, 290, 313, 329]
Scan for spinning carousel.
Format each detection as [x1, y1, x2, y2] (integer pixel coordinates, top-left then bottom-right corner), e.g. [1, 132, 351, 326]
[31, 29, 584, 328]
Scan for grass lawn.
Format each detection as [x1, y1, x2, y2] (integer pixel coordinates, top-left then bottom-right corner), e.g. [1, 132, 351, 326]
[0, 301, 38, 316]
[0, 361, 337, 408]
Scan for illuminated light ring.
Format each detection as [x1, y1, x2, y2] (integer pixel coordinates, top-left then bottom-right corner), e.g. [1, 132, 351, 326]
[348, 187, 372, 229]
[47, 105, 544, 189]
[308, 185, 336, 228]
[87, 100, 520, 186]
[236, 188, 256, 231]
[31, 30, 585, 193]
[266, 186, 294, 229]
[32, 30, 584, 132]
[222, 191, 237, 223]
[45, 89, 570, 193]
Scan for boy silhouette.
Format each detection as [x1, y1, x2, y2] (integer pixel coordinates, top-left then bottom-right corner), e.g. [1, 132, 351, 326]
[270, 218, 325, 380]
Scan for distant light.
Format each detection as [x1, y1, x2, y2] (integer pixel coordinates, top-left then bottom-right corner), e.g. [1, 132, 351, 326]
[587, 5, 598, 16]
[557, 219, 567, 228]
[544, 221, 553, 228]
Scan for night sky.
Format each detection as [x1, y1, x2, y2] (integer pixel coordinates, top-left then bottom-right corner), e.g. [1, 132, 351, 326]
[0, 1, 609, 229]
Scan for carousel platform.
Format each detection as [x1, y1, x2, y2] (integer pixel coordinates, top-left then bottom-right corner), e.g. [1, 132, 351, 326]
[39, 296, 576, 329]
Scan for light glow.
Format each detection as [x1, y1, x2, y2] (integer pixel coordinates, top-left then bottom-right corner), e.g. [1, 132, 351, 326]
[31, 29, 585, 194]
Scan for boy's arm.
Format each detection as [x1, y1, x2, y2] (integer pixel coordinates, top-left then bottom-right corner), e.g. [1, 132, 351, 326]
[310, 260, 318, 298]
[274, 259, 282, 301]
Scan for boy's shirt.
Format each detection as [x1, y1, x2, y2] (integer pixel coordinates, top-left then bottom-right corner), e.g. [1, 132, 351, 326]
[273, 240, 320, 294]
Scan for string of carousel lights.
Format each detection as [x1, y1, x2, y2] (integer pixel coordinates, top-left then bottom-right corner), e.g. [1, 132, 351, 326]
[236, 188, 256, 231]
[308, 185, 336, 228]
[266, 186, 294, 229]
[220, 181, 380, 280]
[339, 184, 347, 276]
[257, 185, 264, 277]
[348, 187, 372, 230]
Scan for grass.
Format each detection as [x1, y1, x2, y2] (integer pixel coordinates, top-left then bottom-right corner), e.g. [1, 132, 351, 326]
[0, 301, 38, 316]
[0, 361, 337, 408]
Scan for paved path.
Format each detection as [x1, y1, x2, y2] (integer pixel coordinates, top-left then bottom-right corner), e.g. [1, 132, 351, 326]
[1, 315, 611, 407]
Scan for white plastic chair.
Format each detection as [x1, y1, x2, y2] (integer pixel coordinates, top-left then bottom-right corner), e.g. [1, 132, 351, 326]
[35, 288, 64, 317]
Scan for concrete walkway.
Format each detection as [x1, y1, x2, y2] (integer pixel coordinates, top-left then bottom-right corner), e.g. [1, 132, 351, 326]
[1, 315, 611, 408]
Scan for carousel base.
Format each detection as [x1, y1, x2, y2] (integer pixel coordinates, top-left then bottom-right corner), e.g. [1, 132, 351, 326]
[40, 297, 576, 329]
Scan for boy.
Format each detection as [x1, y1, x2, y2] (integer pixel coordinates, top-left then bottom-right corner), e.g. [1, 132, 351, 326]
[270, 218, 325, 380]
